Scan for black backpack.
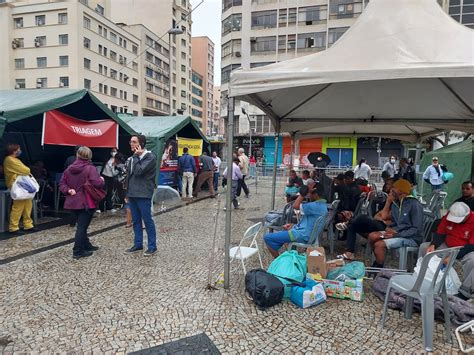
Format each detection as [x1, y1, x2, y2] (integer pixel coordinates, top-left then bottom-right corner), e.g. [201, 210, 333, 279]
[245, 269, 284, 310]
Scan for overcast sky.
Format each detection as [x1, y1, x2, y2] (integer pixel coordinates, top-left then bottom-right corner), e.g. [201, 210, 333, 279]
[190, 0, 222, 86]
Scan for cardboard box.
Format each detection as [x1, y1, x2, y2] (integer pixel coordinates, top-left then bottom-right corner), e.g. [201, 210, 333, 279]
[326, 259, 344, 272]
[322, 278, 364, 302]
[306, 247, 327, 278]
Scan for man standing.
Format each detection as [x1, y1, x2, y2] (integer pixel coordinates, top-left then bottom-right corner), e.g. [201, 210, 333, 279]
[423, 156, 445, 192]
[223, 157, 243, 210]
[237, 148, 250, 198]
[125, 134, 157, 256]
[382, 155, 397, 178]
[368, 179, 423, 268]
[178, 147, 197, 200]
[456, 181, 474, 210]
[398, 157, 416, 186]
[193, 152, 216, 198]
[418, 202, 473, 300]
[212, 151, 221, 193]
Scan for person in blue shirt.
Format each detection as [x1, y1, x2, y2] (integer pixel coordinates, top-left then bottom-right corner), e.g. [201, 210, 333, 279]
[177, 147, 197, 200]
[264, 183, 328, 258]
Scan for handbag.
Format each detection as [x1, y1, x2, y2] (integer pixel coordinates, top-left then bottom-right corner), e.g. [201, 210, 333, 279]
[83, 168, 105, 204]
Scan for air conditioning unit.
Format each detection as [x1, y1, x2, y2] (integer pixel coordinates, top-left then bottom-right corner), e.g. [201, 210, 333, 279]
[36, 78, 43, 83]
[14, 84, 20, 89]
[34, 39, 41, 47]
[36, 83, 42, 88]
[235, 51, 241, 57]
[250, 37, 257, 42]
[59, 82, 65, 87]
[11, 40, 19, 49]
[124, 75, 129, 80]
[119, 59, 125, 64]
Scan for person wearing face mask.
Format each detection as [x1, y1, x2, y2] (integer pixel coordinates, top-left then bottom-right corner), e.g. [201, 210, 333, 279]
[3, 143, 36, 234]
[382, 155, 397, 178]
[423, 156, 445, 192]
[101, 148, 119, 213]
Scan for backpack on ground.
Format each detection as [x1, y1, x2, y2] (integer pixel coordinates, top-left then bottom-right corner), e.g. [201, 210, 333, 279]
[245, 269, 284, 310]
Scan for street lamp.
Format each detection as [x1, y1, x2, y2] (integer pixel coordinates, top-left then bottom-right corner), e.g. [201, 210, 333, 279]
[241, 107, 252, 158]
[168, 27, 184, 115]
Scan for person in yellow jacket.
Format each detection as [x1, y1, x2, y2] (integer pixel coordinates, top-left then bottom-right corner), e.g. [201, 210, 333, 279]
[3, 143, 35, 234]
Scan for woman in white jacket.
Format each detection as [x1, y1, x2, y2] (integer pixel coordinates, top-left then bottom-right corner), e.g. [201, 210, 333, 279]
[354, 158, 372, 181]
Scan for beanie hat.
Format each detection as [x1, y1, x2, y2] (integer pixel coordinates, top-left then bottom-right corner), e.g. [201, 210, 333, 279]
[393, 179, 411, 195]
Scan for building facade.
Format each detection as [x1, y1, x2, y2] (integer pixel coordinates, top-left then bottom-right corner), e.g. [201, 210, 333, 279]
[191, 36, 215, 135]
[1, 0, 141, 114]
[190, 69, 204, 127]
[108, 0, 193, 116]
[212, 86, 223, 135]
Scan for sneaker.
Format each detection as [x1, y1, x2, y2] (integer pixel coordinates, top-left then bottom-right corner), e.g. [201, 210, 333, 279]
[335, 222, 348, 231]
[143, 249, 157, 256]
[238, 201, 241, 206]
[24, 227, 39, 233]
[73, 250, 93, 259]
[245, 194, 250, 198]
[85, 245, 99, 251]
[95, 209, 102, 214]
[125, 246, 143, 253]
[110, 209, 118, 213]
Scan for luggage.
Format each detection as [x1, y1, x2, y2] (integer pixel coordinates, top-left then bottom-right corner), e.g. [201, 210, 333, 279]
[245, 269, 284, 310]
[290, 278, 326, 308]
[268, 250, 307, 298]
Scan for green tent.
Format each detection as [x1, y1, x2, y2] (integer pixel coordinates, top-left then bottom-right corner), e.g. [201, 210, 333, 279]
[117, 114, 210, 172]
[419, 138, 473, 206]
[0, 89, 135, 171]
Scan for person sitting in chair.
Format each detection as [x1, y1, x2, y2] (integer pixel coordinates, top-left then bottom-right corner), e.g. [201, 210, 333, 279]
[264, 183, 328, 259]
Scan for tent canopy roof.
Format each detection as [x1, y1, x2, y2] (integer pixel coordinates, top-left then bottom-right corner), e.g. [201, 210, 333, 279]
[0, 88, 135, 135]
[117, 114, 209, 143]
[229, 0, 474, 139]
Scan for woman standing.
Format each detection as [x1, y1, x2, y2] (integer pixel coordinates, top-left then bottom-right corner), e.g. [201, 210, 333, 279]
[60, 146, 104, 259]
[3, 143, 36, 234]
[354, 158, 372, 181]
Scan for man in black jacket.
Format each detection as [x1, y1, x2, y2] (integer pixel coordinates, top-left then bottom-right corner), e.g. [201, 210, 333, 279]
[125, 134, 157, 256]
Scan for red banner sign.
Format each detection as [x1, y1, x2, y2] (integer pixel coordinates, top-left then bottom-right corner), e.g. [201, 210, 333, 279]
[42, 110, 118, 148]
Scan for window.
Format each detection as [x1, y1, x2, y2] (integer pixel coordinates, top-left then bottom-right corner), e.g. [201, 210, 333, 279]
[181, 52, 186, 60]
[15, 79, 26, 89]
[110, 51, 117, 61]
[13, 38, 24, 48]
[146, 51, 153, 62]
[58, 13, 68, 24]
[110, 69, 117, 79]
[36, 15, 46, 26]
[123, 39, 127, 49]
[98, 25, 103, 36]
[35, 36, 46, 47]
[328, 27, 349, 46]
[14, 18, 23, 28]
[96, 4, 104, 15]
[132, 45, 138, 54]
[132, 62, 138, 71]
[99, 83, 103, 92]
[36, 57, 47, 68]
[123, 91, 127, 100]
[299, 6, 327, 25]
[192, 97, 203, 107]
[15, 58, 25, 69]
[110, 32, 117, 43]
[83, 37, 90, 48]
[84, 78, 91, 89]
[103, 28, 107, 38]
[103, 85, 108, 95]
[329, 0, 363, 19]
[222, 0, 242, 12]
[83, 16, 91, 29]
[110, 105, 117, 113]
[288, 8, 297, 26]
[98, 64, 103, 74]
[222, 14, 242, 35]
[133, 78, 138, 87]
[59, 34, 68, 45]
[103, 47, 108, 56]
[221, 64, 240, 84]
[251, 36, 276, 53]
[103, 66, 107, 75]
[133, 94, 138, 103]
[146, 68, 153, 78]
[59, 76, 69, 87]
[146, 98, 153, 107]
[181, 64, 186, 72]
[59, 55, 69, 66]
[192, 108, 202, 118]
[36, 78, 47, 88]
[251, 10, 277, 29]
[98, 44, 103, 55]
[297, 32, 326, 50]
[111, 87, 117, 97]
[84, 58, 91, 69]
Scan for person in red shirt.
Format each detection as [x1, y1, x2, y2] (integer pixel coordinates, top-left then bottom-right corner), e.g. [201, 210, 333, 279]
[419, 202, 473, 300]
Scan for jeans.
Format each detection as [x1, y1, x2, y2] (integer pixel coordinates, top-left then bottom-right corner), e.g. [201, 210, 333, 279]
[128, 197, 157, 251]
[73, 209, 94, 255]
[213, 172, 219, 192]
[264, 230, 291, 251]
[383, 237, 418, 249]
[431, 184, 444, 192]
[346, 215, 386, 253]
[237, 175, 249, 197]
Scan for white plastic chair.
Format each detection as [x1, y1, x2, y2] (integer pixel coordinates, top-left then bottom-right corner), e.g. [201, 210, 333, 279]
[229, 222, 263, 274]
[381, 246, 462, 352]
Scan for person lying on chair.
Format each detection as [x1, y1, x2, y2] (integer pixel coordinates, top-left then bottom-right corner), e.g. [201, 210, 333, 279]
[264, 183, 328, 259]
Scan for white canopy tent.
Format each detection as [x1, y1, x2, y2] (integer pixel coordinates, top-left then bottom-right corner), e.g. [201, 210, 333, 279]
[221, 0, 474, 289]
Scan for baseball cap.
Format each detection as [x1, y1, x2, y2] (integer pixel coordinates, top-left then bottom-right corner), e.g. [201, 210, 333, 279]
[446, 202, 470, 223]
[432, 156, 439, 161]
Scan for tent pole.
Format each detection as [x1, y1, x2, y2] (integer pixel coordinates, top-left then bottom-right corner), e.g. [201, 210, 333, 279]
[271, 121, 280, 210]
[290, 132, 295, 170]
[224, 97, 235, 290]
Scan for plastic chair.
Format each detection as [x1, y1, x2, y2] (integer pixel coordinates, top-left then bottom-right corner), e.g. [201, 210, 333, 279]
[381, 246, 462, 352]
[287, 214, 327, 251]
[397, 211, 437, 271]
[229, 222, 263, 275]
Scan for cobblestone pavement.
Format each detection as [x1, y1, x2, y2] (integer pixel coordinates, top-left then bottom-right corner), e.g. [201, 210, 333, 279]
[0, 180, 462, 354]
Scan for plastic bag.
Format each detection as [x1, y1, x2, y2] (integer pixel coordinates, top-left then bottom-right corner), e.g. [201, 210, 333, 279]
[326, 261, 366, 281]
[268, 250, 307, 298]
[10, 175, 39, 200]
[442, 171, 454, 182]
[413, 256, 461, 295]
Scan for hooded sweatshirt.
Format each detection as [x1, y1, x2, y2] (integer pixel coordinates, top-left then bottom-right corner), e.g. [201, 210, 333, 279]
[60, 159, 104, 210]
[389, 196, 424, 243]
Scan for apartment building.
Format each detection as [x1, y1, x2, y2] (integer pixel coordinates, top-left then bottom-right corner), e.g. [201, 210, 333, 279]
[220, 0, 470, 135]
[190, 70, 204, 127]
[213, 86, 223, 135]
[191, 36, 215, 135]
[0, 0, 141, 115]
[125, 24, 171, 116]
[109, 0, 193, 116]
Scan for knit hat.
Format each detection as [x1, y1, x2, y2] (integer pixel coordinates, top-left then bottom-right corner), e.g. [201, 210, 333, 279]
[393, 179, 411, 195]
[446, 202, 470, 223]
